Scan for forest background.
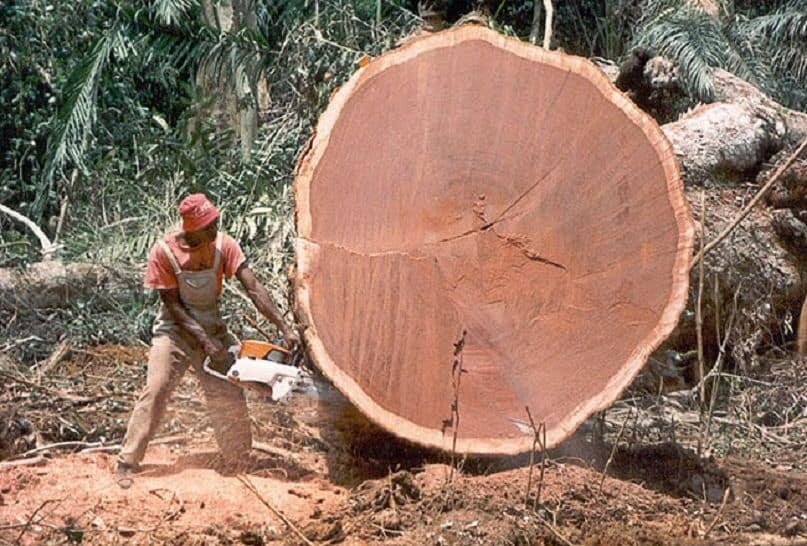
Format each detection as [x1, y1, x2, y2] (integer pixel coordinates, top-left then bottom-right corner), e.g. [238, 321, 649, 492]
[1, 0, 805, 361]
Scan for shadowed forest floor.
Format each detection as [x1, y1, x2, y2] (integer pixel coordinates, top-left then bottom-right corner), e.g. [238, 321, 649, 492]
[1, 346, 805, 545]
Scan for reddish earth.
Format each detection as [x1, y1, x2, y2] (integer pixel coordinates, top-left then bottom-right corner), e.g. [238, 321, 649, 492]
[1, 346, 805, 544]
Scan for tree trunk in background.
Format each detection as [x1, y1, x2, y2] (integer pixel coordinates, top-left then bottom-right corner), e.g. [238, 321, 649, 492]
[233, 0, 258, 160]
[529, 1, 542, 45]
[198, 0, 258, 159]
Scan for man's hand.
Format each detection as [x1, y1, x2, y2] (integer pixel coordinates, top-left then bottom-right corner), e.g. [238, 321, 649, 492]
[281, 329, 300, 351]
[204, 337, 235, 373]
[160, 289, 229, 366]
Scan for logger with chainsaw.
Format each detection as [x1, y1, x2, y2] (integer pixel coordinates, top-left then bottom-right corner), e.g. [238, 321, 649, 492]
[116, 193, 299, 477]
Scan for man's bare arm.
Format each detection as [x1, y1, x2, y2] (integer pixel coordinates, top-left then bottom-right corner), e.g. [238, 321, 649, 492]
[236, 265, 299, 346]
[158, 288, 228, 360]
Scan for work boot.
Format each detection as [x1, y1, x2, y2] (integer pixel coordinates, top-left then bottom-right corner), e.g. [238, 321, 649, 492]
[116, 461, 139, 475]
[116, 461, 139, 488]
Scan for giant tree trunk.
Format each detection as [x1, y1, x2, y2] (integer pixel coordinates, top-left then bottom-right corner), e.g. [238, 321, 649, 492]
[294, 25, 694, 455]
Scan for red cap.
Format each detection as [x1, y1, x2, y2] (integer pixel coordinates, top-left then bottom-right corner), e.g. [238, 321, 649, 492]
[178, 193, 219, 232]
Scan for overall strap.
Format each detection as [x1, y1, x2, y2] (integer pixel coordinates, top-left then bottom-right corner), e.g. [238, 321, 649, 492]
[157, 240, 183, 276]
[212, 233, 223, 273]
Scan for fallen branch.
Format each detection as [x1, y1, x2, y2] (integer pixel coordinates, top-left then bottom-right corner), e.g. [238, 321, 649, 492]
[691, 137, 807, 269]
[8, 434, 187, 461]
[8, 441, 112, 461]
[0, 455, 45, 470]
[33, 340, 71, 382]
[236, 473, 315, 546]
[538, 515, 575, 546]
[0, 203, 57, 256]
[0, 370, 97, 403]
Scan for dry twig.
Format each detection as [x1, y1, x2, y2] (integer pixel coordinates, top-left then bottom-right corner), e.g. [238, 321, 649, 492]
[538, 515, 575, 546]
[696, 191, 707, 413]
[237, 473, 315, 546]
[9, 441, 113, 461]
[33, 340, 71, 382]
[0, 203, 57, 256]
[703, 487, 731, 538]
[14, 498, 63, 543]
[446, 329, 467, 487]
[599, 409, 631, 493]
[703, 285, 740, 453]
[523, 406, 548, 510]
[691, 137, 807, 268]
[0, 370, 97, 403]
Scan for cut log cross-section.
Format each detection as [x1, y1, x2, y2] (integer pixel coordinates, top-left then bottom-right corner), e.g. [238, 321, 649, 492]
[294, 25, 694, 455]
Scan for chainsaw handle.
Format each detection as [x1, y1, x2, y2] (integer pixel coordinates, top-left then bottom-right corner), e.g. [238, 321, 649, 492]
[202, 345, 240, 380]
[202, 357, 230, 380]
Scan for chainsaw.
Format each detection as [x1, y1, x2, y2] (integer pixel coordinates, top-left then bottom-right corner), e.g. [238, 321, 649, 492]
[203, 340, 313, 402]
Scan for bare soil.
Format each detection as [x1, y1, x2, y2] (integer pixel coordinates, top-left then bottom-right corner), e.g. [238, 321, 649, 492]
[1, 346, 805, 545]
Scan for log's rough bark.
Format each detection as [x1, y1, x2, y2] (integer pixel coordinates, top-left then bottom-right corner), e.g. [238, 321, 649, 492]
[294, 26, 694, 454]
[663, 75, 806, 366]
[663, 70, 807, 186]
[0, 262, 139, 311]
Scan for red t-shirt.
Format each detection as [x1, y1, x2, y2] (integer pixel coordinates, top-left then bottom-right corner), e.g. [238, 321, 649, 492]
[144, 230, 246, 294]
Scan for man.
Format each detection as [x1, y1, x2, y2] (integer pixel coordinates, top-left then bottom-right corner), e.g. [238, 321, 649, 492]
[117, 193, 298, 475]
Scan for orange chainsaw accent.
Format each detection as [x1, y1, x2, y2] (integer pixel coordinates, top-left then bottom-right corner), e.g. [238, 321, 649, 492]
[239, 340, 289, 359]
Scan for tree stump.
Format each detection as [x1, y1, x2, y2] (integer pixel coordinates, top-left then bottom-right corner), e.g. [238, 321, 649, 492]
[294, 25, 694, 454]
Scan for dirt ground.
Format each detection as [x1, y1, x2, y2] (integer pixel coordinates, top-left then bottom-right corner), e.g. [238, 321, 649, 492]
[1, 346, 805, 545]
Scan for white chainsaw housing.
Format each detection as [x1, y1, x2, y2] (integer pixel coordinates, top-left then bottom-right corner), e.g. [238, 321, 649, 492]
[203, 346, 308, 402]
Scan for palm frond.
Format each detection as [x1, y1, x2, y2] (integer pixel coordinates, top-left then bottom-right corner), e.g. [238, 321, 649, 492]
[740, 2, 807, 45]
[38, 24, 130, 218]
[722, 18, 771, 89]
[198, 25, 270, 93]
[153, 0, 193, 27]
[634, 4, 728, 100]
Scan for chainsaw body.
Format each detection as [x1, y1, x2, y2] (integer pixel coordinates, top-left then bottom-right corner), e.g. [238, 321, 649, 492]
[203, 340, 310, 402]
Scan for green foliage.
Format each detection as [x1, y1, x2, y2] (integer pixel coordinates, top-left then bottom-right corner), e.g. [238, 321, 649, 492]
[39, 24, 131, 214]
[556, 0, 641, 59]
[0, 0, 418, 344]
[633, 0, 807, 107]
[3, 0, 804, 351]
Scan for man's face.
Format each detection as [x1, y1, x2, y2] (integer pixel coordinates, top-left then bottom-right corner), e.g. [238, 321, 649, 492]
[186, 218, 218, 245]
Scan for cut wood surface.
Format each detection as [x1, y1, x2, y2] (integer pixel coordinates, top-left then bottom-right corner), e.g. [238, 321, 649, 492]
[294, 25, 694, 455]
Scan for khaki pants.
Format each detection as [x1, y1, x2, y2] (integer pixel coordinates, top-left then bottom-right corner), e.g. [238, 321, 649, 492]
[118, 332, 252, 466]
